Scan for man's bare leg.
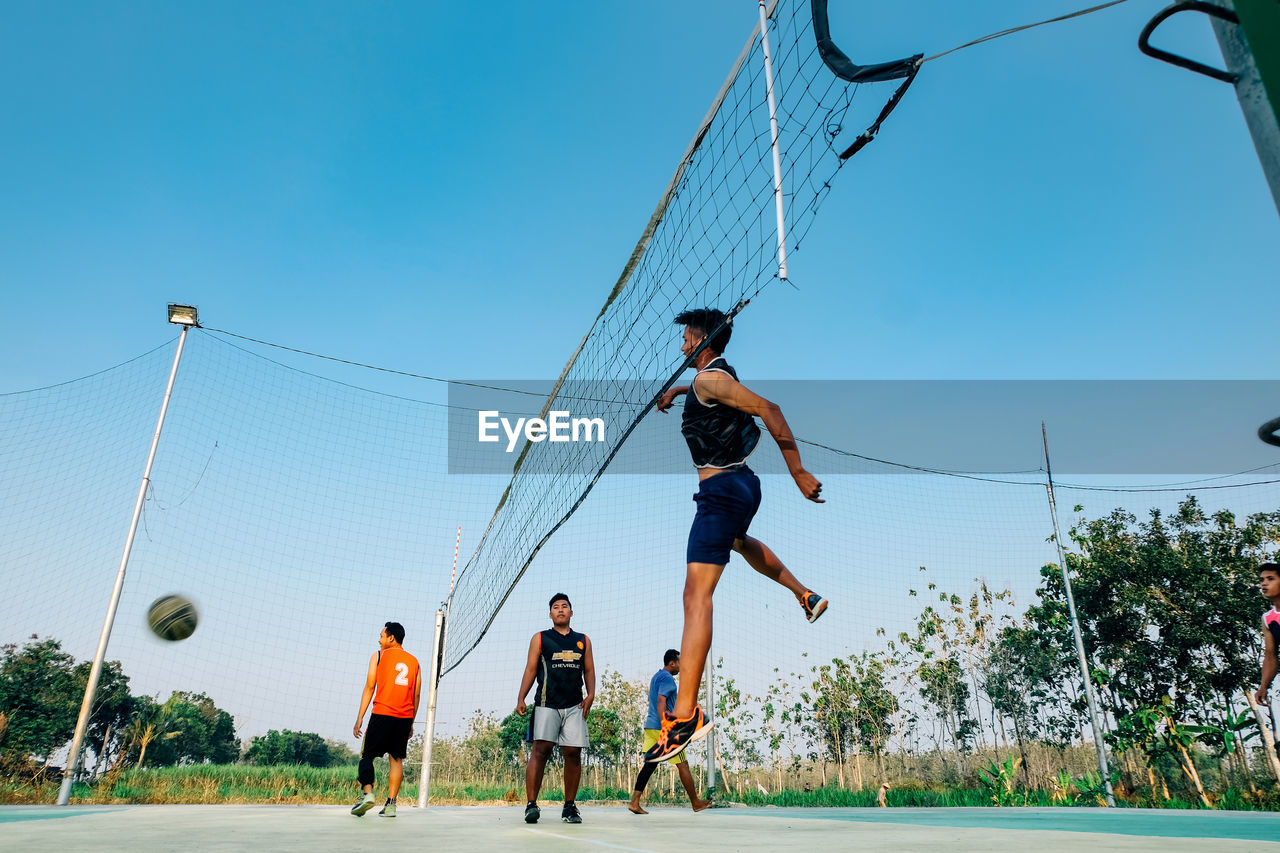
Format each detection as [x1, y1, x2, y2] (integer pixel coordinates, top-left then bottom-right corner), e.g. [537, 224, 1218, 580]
[629, 760, 658, 813]
[733, 535, 807, 599]
[674, 561, 726, 719]
[677, 761, 712, 811]
[562, 745, 582, 802]
[526, 741, 553, 803]
[388, 757, 403, 799]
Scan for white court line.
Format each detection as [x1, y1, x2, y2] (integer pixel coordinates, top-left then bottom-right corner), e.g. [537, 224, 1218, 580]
[523, 827, 660, 852]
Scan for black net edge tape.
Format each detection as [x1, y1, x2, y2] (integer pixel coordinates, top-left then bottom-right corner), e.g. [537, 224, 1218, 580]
[812, 0, 920, 83]
[838, 61, 921, 160]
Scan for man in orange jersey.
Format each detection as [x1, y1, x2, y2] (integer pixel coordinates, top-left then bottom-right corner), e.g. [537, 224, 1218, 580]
[352, 621, 421, 817]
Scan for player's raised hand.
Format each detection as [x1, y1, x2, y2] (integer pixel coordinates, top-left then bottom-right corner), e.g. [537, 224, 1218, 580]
[792, 469, 824, 503]
[655, 384, 686, 412]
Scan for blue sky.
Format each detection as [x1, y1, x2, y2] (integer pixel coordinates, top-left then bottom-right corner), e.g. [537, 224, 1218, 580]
[2, 0, 1276, 393]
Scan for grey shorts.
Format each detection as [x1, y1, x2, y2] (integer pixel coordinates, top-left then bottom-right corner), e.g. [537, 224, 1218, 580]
[528, 705, 589, 748]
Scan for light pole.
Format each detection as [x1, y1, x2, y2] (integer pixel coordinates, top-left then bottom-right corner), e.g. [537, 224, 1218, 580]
[1042, 422, 1115, 807]
[57, 304, 199, 805]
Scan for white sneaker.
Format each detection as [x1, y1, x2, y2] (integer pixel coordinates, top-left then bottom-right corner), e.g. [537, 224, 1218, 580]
[351, 792, 376, 816]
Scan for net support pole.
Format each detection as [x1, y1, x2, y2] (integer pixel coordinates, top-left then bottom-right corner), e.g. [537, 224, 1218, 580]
[704, 646, 717, 796]
[757, 0, 789, 280]
[1212, 0, 1280, 216]
[417, 607, 447, 808]
[57, 323, 193, 806]
[1042, 422, 1115, 808]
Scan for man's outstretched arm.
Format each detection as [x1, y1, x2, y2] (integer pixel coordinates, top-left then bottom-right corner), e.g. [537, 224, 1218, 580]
[694, 372, 823, 502]
[656, 386, 690, 413]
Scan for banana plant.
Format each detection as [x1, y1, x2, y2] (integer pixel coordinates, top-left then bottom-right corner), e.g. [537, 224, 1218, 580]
[1074, 769, 1120, 807]
[1183, 707, 1258, 758]
[977, 755, 1021, 806]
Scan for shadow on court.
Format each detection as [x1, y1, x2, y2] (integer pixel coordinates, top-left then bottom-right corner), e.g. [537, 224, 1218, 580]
[3, 804, 1280, 851]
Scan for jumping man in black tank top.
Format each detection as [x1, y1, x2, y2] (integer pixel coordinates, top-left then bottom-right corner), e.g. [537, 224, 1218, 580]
[645, 308, 828, 764]
[516, 593, 595, 824]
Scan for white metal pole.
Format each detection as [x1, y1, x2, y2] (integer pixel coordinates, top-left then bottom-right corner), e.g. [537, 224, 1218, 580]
[757, 0, 789, 281]
[1042, 423, 1115, 807]
[417, 608, 446, 808]
[437, 527, 459, 677]
[57, 325, 193, 805]
[1209, 1, 1280, 217]
[449, 525, 460, 593]
[704, 644, 717, 795]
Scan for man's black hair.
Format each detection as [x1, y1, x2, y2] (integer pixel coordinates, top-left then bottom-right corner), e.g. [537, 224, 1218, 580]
[384, 621, 405, 644]
[675, 308, 732, 354]
[664, 648, 680, 666]
[549, 593, 571, 609]
[1261, 562, 1280, 577]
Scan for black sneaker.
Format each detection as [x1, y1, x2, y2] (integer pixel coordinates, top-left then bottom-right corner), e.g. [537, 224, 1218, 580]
[643, 705, 713, 763]
[800, 591, 828, 624]
[524, 802, 540, 823]
[561, 803, 582, 824]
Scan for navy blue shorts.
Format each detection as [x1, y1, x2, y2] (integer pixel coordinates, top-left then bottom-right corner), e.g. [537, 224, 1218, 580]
[687, 466, 762, 565]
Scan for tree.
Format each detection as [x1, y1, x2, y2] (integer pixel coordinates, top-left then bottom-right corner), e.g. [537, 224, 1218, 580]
[117, 696, 179, 770]
[589, 670, 646, 790]
[1022, 497, 1280, 797]
[245, 730, 331, 767]
[846, 651, 898, 786]
[0, 637, 80, 768]
[903, 593, 980, 772]
[496, 711, 528, 768]
[808, 658, 857, 788]
[983, 625, 1049, 786]
[324, 738, 358, 766]
[918, 658, 976, 759]
[714, 663, 760, 793]
[1060, 500, 1277, 713]
[585, 707, 625, 790]
[134, 692, 238, 766]
[760, 665, 814, 791]
[72, 660, 135, 776]
[459, 711, 523, 781]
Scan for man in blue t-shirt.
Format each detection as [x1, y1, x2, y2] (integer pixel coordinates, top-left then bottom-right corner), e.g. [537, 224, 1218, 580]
[628, 650, 711, 814]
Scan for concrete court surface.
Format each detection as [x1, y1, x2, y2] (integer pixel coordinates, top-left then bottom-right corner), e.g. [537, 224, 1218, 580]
[4, 804, 1280, 852]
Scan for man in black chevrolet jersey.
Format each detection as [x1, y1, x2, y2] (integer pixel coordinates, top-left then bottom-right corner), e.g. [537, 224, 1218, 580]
[516, 593, 595, 824]
[645, 308, 828, 764]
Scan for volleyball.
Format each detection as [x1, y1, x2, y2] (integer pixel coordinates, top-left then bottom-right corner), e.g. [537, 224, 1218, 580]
[147, 594, 199, 642]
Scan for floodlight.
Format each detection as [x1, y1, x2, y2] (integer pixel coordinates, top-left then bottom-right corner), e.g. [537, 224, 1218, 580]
[167, 304, 199, 326]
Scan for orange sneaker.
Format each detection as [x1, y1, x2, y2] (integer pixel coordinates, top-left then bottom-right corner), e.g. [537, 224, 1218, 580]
[800, 591, 828, 623]
[643, 705, 713, 763]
